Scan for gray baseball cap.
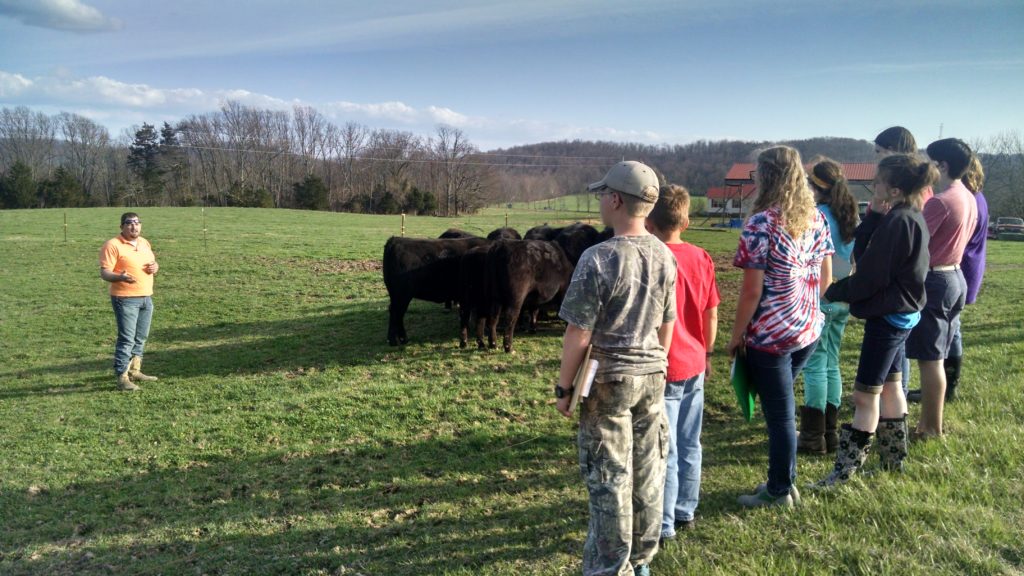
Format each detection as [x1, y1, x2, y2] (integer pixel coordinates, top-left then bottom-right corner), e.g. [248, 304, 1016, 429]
[588, 161, 660, 203]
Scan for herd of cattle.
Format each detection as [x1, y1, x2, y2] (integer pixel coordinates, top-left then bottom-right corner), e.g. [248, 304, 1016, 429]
[382, 223, 612, 352]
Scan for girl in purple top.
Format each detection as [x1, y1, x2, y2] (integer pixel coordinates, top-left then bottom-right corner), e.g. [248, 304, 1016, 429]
[729, 146, 834, 507]
[947, 157, 987, 401]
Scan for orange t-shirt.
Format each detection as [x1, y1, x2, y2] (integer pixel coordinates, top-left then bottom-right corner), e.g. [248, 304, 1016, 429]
[99, 235, 156, 297]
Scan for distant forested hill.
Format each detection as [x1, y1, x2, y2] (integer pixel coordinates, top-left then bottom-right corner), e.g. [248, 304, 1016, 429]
[486, 137, 876, 203]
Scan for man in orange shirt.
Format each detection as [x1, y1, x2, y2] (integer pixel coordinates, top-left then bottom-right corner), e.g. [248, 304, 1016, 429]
[99, 212, 160, 391]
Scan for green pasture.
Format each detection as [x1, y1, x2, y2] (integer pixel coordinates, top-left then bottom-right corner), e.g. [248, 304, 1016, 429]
[1, 206, 1022, 575]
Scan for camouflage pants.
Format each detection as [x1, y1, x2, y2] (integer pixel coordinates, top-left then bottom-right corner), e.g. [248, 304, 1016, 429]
[578, 372, 668, 576]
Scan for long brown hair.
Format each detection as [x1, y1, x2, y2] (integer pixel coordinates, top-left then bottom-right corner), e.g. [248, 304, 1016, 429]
[809, 157, 858, 243]
[753, 146, 816, 238]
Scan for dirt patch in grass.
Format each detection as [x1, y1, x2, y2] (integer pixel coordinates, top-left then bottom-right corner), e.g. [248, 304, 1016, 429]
[310, 259, 382, 274]
[253, 256, 382, 274]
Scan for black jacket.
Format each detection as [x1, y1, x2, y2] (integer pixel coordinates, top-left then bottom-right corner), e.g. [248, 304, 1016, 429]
[826, 203, 929, 319]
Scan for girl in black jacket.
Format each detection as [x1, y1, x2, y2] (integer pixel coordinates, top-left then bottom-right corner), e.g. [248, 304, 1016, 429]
[814, 154, 936, 486]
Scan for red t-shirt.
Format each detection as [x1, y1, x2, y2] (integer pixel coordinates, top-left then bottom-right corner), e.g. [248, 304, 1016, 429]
[665, 242, 720, 381]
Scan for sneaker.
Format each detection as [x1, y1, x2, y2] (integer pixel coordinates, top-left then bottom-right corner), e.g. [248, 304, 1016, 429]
[635, 564, 651, 576]
[756, 482, 801, 505]
[738, 485, 793, 508]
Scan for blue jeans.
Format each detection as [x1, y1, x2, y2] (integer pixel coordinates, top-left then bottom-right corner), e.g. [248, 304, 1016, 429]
[112, 296, 154, 375]
[661, 372, 704, 537]
[802, 302, 849, 410]
[745, 342, 816, 498]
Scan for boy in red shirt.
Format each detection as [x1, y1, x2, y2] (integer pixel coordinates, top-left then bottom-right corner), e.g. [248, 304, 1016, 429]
[646, 184, 719, 540]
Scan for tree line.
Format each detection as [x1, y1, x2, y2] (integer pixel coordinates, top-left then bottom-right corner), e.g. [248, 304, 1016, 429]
[0, 103, 492, 215]
[1, 103, 1021, 218]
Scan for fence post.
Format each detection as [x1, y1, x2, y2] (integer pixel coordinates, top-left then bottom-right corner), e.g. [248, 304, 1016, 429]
[401, 213, 406, 237]
[202, 207, 208, 252]
[64, 211, 68, 244]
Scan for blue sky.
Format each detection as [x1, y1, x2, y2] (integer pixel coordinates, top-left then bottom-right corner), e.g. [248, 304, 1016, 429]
[1, 0, 1022, 150]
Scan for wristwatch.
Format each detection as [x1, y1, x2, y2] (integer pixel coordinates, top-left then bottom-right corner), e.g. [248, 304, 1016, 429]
[554, 384, 574, 399]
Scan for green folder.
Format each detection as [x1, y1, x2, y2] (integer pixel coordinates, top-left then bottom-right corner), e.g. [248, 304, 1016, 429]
[731, 355, 756, 422]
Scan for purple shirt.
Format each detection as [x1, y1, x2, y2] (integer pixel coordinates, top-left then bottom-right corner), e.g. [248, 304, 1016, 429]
[922, 180, 978, 267]
[961, 192, 988, 304]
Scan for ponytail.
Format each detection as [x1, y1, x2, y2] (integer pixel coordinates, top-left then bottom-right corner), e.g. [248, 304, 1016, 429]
[809, 158, 858, 243]
[877, 154, 938, 209]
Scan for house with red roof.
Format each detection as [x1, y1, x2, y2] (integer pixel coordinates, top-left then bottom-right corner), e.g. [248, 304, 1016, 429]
[705, 162, 877, 219]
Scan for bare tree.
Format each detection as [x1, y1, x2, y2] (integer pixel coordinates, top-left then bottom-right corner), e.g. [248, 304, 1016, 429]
[339, 121, 368, 205]
[430, 125, 494, 215]
[0, 106, 58, 178]
[56, 112, 111, 204]
[366, 129, 419, 211]
[979, 130, 1024, 218]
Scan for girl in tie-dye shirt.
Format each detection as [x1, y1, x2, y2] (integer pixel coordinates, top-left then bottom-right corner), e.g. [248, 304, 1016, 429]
[728, 146, 834, 508]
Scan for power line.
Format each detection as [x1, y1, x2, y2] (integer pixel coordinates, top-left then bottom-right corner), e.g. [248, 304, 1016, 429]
[168, 143, 611, 168]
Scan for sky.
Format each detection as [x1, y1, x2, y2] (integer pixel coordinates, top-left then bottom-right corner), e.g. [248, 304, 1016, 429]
[1, 0, 1022, 151]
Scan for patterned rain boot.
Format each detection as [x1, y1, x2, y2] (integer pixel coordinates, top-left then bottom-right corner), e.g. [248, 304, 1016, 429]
[796, 406, 827, 455]
[944, 356, 961, 402]
[824, 403, 840, 453]
[129, 355, 158, 382]
[876, 417, 908, 472]
[813, 424, 872, 488]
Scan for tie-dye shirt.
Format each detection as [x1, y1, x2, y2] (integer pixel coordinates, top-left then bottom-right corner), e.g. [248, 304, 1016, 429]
[733, 207, 834, 355]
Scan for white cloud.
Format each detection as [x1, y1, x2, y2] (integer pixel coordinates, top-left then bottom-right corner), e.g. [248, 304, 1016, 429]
[0, 69, 672, 149]
[326, 101, 421, 124]
[0, 0, 122, 32]
[0, 70, 32, 96]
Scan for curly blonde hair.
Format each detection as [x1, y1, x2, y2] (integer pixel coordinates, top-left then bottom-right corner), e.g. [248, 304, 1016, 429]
[752, 146, 816, 238]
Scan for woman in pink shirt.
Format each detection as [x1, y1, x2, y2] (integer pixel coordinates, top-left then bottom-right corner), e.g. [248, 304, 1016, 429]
[906, 138, 979, 439]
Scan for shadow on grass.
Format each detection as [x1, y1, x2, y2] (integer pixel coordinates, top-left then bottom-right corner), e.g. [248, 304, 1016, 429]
[0, 431, 580, 575]
[0, 299, 569, 399]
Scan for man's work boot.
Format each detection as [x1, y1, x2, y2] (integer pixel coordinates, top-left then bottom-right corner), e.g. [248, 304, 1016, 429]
[129, 355, 158, 382]
[118, 370, 140, 391]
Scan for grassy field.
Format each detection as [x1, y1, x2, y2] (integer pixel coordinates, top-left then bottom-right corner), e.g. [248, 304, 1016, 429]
[1, 206, 1022, 575]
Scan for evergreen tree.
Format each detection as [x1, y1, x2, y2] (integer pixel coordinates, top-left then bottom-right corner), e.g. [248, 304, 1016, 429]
[293, 175, 329, 210]
[126, 123, 163, 204]
[1, 161, 38, 209]
[40, 167, 85, 207]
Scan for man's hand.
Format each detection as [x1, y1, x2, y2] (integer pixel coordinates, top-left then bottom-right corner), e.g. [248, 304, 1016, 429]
[144, 261, 159, 275]
[705, 357, 714, 380]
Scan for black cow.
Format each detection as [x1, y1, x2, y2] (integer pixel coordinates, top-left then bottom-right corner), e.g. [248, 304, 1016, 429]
[439, 228, 478, 239]
[383, 236, 489, 345]
[457, 244, 497, 349]
[523, 224, 558, 241]
[485, 223, 610, 353]
[487, 227, 521, 241]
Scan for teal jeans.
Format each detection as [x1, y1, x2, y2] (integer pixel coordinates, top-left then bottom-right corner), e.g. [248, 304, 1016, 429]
[802, 302, 850, 410]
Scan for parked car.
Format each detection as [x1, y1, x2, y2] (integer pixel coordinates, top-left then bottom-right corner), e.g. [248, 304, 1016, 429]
[989, 217, 1024, 239]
